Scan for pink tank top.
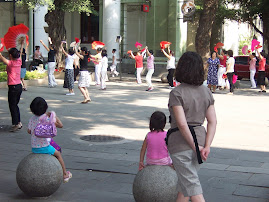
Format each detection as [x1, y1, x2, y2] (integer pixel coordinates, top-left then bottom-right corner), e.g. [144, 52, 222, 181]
[146, 131, 169, 160]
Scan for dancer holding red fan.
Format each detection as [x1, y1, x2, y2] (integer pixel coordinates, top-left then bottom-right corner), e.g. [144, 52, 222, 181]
[0, 41, 24, 132]
[161, 45, 175, 89]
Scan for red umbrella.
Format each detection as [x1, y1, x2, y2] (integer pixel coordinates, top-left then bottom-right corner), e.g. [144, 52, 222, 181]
[4, 24, 29, 49]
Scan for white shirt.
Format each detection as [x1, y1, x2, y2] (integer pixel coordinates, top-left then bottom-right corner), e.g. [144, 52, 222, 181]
[101, 56, 108, 71]
[73, 54, 80, 67]
[112, 53, 117, 65]
[226, 57, 235, 72]
[65, 54, 75, 70]
[167, 56, 176, 70]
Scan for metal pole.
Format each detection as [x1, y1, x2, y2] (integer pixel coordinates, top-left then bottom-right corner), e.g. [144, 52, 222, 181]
[119, 41, 122, 81]
[13, 0, 16, 25]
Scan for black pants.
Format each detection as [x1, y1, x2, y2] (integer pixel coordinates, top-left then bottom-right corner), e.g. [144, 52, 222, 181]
[8, 84, 22, 125]
[227, 72, 234, 93]
[74, 66, 80, 81]
[167, 69, 175, 87]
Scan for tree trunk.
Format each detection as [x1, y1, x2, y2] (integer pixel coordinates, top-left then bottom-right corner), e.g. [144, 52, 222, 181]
[45, 4, 66, 68]
[195, 0, 219, 62]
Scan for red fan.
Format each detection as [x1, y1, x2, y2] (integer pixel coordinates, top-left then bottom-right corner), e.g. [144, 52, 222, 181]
[75, 37, 80, 43]
[160, 41, 171, 49]
[135, 42, 142, 49]
[214, 46, 218, 52]
[256, 44, 262, 49]
[4, 24, 29, 49]
[222, 74, 227, 79]
[0, 38, 5, 52]
[251, 39, 260, 51]
[216, 42, 224, 48]
[127, 50, 132, 54]
[92, 41, 105, 50]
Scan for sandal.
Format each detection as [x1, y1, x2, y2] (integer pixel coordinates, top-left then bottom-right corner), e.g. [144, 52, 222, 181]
[63, 171, 72, 183]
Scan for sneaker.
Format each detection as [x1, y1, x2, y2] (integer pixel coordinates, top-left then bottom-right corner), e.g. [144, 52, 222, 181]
[168, 86, 175, 89]
[9, 124, 21, 132]
[251, 86, 256, 89]
[146, 87, 154, 91]
[66, 93, 75, 95]
[74, 81, 78, 84]
[227, 92, 233, 95]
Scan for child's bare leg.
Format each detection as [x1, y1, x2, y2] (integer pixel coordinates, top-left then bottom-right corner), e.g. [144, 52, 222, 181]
[78, 87, 87, 101]
[53, 150, 68, 178]
[85, 88, 90, 100]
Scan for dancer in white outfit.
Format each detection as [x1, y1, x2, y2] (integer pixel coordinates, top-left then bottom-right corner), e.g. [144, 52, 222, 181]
[100, 50, 108, 90]
[217, 50, 227, 90]
[110, 49, 119, 77]
[91, 48, 102, 85]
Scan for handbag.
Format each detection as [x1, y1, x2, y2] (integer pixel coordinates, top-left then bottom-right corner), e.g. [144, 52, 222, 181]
[34, 112, 57, 138]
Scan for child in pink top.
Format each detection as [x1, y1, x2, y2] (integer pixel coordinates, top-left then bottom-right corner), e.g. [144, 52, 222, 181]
[139, 111, 172, 170]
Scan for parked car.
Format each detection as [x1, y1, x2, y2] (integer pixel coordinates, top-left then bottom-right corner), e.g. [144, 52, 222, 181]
[234, 55, 269, 81]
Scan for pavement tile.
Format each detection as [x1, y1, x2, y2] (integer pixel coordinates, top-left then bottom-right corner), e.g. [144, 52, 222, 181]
[233, 184, 269, 199]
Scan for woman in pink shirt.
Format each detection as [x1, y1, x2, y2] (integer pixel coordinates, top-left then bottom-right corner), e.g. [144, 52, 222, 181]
[139, 111, 172, 171]
[249, 53, 257, 89]
[0, 46, 23, 132]
[256, 49, 266, 93]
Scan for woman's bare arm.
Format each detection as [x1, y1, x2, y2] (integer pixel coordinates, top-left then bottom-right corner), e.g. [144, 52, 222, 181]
[40, 40, 50, 51]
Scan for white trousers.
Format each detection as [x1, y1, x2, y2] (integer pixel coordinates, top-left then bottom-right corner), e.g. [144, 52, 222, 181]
[47, 62, 57, 87]
[100, 71, 107, 89]
[95, 64, 101, 85]
[110, 64, 119, 76]
[218, 66, 226, 87]
[146, 69, 154, 88]
[250, 69, 256, 88]
[136, 67, 143, 84]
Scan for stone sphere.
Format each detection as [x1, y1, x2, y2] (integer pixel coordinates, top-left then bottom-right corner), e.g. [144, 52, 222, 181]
[133, 165, 178, 202]
[16, 154, 63, 197]
[161, 73, 168, 83]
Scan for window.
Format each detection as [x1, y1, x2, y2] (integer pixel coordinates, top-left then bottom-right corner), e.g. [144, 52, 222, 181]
[81, 1, 99, 43]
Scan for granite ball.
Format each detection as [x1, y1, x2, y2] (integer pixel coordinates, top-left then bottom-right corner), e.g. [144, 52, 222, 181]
[133, 165, 178, 202]
[161, 73, 168, 83]
[16, 153, 63, 197]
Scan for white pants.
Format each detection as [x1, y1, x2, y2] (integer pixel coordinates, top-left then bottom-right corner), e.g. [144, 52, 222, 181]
[95, 64, 101, 85]
[136, 67, 143, 84]
[250, 69, 256, 88]
[100, 71, 107, 89]
[218, 66, 226, 87]
[47, 62, 57, 87]
[146, 69, 154, 88]
[110, 64, 119, 76]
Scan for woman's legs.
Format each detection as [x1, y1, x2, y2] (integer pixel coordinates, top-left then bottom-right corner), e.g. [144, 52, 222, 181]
[207, 84, 212, 91]
[146, 69, 154, 89]
[100, 71, 107, 89]
[48, 62, 57, 87]
[167, 69, 175, 87]
[212, 85, 217, 92]
[176, 192, 189, 202]
[79, 87, 90, 102]
[250, 70, 256, 88]
[136, 67, 143, 84]
[95, 64, 101, 85]
[227, 73, 234, 93]
[8, 84, 22, 126]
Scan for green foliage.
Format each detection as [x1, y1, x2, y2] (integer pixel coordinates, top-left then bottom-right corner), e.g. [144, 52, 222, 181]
[24, 70, 47, 80]
[0, 62, 6, 72]
[0, 72, 7, 82]
[0, 70, 46, 82]
[17, 0, 97, 15]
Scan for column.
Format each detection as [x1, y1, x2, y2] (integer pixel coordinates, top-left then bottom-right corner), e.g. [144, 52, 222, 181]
[102, 0, 121, 59]
[34, 6, 49, 57]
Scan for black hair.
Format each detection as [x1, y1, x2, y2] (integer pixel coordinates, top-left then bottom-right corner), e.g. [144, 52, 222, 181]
[260, 52, 266, 57]
[35, 46, 40, 50]
[101, 49, 107, 57]
[149, 111, 166, 132]
[22, 48, 26, 54]
[81, 47, 89, 57]
[252, 53, 256, 57]
[227, 50, 233, 57]
[97, 48, 102, 52]
[68, 48, 74, 55]
[8, 48, 20, 59]
[50, 44, 55, 50]
[133, 52, 137, 56]
[30, 97, 48, 116]
[222, 49, 227, 54]
[112, 49, 116, 52]
[170, 50, 174, 56]
[211, 51, 217, 58]
[149, 50, 154, 55]
[174, 51, 204, 86]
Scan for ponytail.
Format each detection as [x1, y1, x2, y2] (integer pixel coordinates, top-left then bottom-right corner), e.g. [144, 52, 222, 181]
[8, 48, 20, 59]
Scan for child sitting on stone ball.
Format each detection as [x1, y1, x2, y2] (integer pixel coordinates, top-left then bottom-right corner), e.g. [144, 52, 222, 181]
[27, 97, 72, 182]
[139, 111, 172, 170]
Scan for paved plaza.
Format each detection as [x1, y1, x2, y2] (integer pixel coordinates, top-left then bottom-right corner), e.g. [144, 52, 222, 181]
[1, 75, 269, 201]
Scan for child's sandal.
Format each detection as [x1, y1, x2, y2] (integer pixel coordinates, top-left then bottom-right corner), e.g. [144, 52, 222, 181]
[63, 171, 72, 183]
